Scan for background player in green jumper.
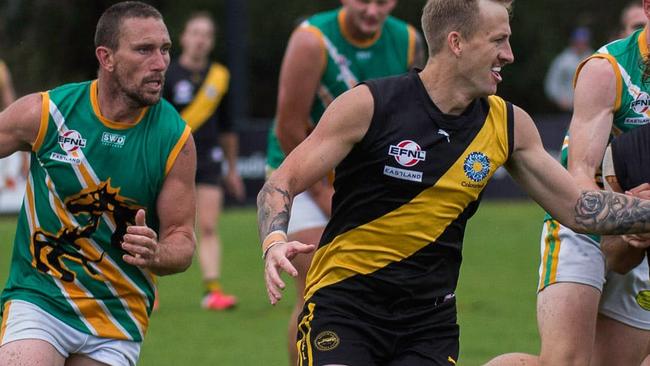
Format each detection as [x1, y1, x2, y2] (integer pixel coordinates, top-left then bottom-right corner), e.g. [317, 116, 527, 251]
[258, 0, 650, 364]
[164, 12, 244, 311]
[265, 0, 424, 363]
[0, 2, 196, 365]
[487, 2, 650, 366]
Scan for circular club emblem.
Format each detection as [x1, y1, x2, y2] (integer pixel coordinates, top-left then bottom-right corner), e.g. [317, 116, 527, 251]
[632, 92, 650, 114]
[393, 140, 424, 167]
[463, 152, 490, 182]
[636, 290, 650, 311]
[58, 130, 86, 153]
[314, 331, 340, 352]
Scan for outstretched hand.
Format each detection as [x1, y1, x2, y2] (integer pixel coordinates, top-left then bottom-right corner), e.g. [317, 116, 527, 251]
[122, 209, 160, 268]
[264, 240, 316, 305]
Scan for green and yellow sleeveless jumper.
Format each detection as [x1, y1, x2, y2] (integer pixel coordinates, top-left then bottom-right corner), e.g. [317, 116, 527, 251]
[0, 80, 190, 342]
[266, 7, 417, 169]
[540, 28, 650, 287]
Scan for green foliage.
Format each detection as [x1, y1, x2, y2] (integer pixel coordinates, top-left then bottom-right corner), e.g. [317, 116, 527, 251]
[0, 201, 544, 365]
[0, 0, 634, 116]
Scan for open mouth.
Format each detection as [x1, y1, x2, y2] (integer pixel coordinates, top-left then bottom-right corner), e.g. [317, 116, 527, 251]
[144, 79, 163, 90]
[491, 67, 502, 82]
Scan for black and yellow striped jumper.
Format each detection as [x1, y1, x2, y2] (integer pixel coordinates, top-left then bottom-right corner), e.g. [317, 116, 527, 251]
[297, 70, 514, 366]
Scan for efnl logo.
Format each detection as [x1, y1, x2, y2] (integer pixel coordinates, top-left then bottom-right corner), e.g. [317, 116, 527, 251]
[58, 130, 87, 153]
[632, 92, 650, 114]
[101, 132, 126, 148]
[388, 140, 426, 167]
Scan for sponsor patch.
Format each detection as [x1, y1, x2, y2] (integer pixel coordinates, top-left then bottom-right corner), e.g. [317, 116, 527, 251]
[624, 117, 650, 125]
[388, 140, 427, 167]
[50, 152, 81, 165]
[383, 165, 423, 182]
[463, 152, 490, 183]
[101, 132, 126, 148]
[314, 331, 340, 352]
[58, 130, 86, 153]
[631, 92, 650, 114]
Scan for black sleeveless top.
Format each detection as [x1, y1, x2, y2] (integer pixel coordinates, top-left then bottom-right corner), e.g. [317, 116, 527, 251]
[304, 70, 515, 319]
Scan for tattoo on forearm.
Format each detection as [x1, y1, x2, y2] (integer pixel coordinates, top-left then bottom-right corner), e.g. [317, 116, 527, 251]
[257, 182, 292, 239]
[575, 190, 650, 234]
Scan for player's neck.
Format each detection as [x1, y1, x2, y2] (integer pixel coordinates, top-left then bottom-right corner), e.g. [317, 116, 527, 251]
[341, 10, 381, 44]
[419, 61, 476, 116]
[95, 78, 146, 124]
[179, 53, 208, 72]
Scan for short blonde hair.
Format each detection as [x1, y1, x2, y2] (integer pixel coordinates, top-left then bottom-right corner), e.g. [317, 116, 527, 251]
[421, 0, 513, 56]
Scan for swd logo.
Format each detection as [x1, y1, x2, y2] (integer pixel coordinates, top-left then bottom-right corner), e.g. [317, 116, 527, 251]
[101, 132, 126, 148]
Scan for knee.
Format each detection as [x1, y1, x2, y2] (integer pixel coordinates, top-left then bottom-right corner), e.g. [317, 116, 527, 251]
[197, 218, 219, 237]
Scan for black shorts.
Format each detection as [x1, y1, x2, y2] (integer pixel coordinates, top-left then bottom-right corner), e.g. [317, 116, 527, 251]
[296, 295, 459, 366]
[195, 145, 223, 186]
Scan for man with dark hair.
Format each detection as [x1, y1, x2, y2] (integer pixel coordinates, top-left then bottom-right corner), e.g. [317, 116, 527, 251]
[0, 2, 196, 365]
[163, 11, 244, 311]
[258, 0, 650, 364]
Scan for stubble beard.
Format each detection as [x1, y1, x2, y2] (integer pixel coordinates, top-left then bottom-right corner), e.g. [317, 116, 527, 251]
[114, 69, 163, 108]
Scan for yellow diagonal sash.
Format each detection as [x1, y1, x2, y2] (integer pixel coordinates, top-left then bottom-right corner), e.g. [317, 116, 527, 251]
[180, 63, 230, 131]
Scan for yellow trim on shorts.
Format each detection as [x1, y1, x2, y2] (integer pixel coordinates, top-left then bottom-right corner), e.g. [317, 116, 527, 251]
[0, 301, 11, 343]
[539, 220, 562, 290]
[297, 302, 316, 366]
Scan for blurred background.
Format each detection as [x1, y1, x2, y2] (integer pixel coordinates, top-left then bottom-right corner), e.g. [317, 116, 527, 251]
[0, 0, 631, 205]
[0, 1, 640, 364]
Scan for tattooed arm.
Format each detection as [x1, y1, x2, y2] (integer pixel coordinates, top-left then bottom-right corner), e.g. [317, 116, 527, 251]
[505, 106, 650, 236]
[257, 85, 373, 304]
[573, 190, 650, 234]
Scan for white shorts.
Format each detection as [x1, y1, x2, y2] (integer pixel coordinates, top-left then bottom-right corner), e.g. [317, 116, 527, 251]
[600, 261, 650, 330]
[0, 300, 140, 365]
[538, 219, 606, 291]
[538, 219, 650, 330]
[287, 191, 328, 235]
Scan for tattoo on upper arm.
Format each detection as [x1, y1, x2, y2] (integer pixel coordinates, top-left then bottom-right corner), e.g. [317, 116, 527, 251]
[575, 190, 650, 234]
[257, 182, 292, 239]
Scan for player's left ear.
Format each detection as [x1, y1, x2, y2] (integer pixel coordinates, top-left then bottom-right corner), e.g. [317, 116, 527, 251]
[95, 46, 116, 72]
[447, 31, 463, 58]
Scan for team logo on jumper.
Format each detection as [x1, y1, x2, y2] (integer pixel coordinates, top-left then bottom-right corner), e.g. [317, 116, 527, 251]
[631, 92, 650, 114]
[58, 130, 86, 153]
[463, 152, 490, 183]
[101, 132, 126, 148]
[389, 140, 427, 167]
[636, 290, 650, 311]
[314, 331, 340, 351]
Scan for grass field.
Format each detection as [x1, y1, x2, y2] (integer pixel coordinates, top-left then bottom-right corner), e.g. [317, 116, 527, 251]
[0, 200, 544, 365]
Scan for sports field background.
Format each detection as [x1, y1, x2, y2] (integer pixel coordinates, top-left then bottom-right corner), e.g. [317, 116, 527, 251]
[0, 200, 543, 365]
